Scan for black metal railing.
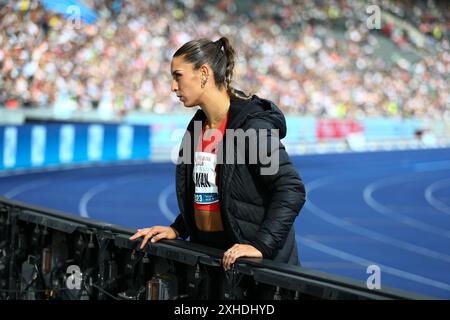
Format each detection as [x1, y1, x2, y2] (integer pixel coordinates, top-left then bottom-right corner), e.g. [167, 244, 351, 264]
[0, 196, 430, 300]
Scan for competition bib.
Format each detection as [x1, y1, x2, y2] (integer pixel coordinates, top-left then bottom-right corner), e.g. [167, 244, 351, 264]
[193, 151, 219, 204]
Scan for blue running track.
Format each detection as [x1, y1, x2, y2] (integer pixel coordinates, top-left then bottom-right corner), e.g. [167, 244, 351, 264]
[1, 148, 449, 299]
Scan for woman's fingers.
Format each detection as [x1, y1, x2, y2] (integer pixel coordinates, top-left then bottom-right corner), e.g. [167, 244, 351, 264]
[223, 253, 231, 270]
[223, 244, 237, 269]
[223, 246, 241, 271]
[229, 254, 238, 267]
[129, 227, 159, 240]
[222, 244, 263, 270]
[223, 247, 233, 270]
[225, 252, 239, 270]
[129, 227, 171, 249]
[140, 231, 156, 249]
[150, 231, 166, 243]
[129, 228, 148, 240]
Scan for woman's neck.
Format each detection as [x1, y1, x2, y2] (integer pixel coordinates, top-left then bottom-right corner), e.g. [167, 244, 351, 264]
[200, 89, 231, 129]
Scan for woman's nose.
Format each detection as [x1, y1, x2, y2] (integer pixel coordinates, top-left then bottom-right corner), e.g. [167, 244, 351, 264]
[171, 79, 178, 92]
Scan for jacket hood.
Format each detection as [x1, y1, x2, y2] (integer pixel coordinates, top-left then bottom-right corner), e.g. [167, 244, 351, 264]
[228, 94, 287, 139]
[188, 94, 287, 139]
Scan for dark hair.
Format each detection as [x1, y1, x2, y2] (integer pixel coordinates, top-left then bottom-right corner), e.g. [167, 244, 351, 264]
[173, 37, 251, 99]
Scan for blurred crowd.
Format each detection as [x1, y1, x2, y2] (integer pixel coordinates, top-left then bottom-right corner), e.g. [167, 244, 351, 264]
[0, 0, 448, 119]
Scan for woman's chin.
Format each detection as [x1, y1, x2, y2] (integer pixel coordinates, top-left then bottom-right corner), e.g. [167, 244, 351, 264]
[182, 101, 195, 108]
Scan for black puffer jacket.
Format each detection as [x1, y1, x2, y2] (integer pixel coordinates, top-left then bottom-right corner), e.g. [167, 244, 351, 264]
[170, 94, 306, 265]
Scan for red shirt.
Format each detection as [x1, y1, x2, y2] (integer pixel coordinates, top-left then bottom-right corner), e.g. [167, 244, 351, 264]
[193, 113, 229, 232]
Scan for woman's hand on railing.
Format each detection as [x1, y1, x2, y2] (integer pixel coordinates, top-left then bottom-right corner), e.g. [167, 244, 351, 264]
[129, 226, 178, 249]
[222, 244, 263, 271]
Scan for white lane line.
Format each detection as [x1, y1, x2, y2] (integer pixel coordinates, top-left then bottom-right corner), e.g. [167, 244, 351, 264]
[363, 175, 450, 239]
[78, 173, 151, 218]
[297, 235, 450, 293]
[425, 178, 450, 216]
[305, 177, 450, 264]
[79, 182, 110, 218]
[3, 179, 50, 199]
[158, 184, 177, 223]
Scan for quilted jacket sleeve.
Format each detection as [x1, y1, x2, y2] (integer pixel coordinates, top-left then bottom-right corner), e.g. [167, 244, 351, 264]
[245, 118, 306, 259]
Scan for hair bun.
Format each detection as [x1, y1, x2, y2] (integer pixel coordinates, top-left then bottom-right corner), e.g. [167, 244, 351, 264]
[215, 38, 225, 50]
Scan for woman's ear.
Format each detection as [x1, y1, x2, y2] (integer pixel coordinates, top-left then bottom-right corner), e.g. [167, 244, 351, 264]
[199, 63, 209, 75]
[200, 64, 210, 88]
